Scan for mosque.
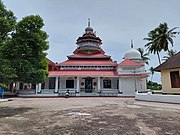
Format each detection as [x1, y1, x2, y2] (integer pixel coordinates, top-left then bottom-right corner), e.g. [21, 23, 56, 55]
[17, 20, 149, 96]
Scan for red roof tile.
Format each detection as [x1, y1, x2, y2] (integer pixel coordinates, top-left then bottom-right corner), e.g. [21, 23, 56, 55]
[68, 53, 110, 58]
[49, 70, 148, 77]
[49, 70, 118, 77]
[58, 59, 117, 66]
[118, 59, 143, 67]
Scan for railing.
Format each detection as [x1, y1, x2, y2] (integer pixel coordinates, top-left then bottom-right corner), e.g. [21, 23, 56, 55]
[98, 89, 122, 96]
[40, 89, 55, 94]
[17, 89, 36, 94]
[58, 89, 77, 97]
[118, 70, 148, 74]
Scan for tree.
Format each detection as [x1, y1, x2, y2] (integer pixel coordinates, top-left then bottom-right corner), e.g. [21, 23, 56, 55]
[149, 67, 154, 82]
[162, 49, 177, 61]
[0, 1, 49, 85]
[0, 0, 16, 41]
[144, 22, 179, 64]
[10, 15, 49, 83]
[137, 48, 149, 65]
[0, 0, 17, 83]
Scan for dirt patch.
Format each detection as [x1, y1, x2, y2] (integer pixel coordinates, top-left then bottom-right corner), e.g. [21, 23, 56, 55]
[0, 107, 32, 118]
[0, 98, 180, 135]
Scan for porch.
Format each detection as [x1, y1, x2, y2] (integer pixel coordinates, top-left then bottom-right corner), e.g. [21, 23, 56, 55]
[17, 76, 123, 97]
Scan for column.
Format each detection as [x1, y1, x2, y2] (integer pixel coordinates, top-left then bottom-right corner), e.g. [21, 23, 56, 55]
[12, 83, 16, 93]
[118, 77, 122, 94]
[55, 77, 59, 93]
[16, 82, 20, 90]
[38, 83, 41, 93]
[59, 77, 61, 90]
[76, 76, 80, 93]
[98, 77, 101, 90]
[35, 84, 38, 94]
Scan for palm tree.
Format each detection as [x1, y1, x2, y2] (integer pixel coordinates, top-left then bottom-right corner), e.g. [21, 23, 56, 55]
[144, 28, 163, 64]
[162, 49, 177, 61]
[149, 67, 154, 82]
[144, 22, 179, 64]
[137, 48, 150, 65]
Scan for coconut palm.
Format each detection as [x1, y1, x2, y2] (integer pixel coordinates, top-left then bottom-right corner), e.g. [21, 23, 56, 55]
[144, 22, 179, 64]
[144, 28, 162, 64]
[149, 67, 154, 82]
[163, 49, 177, 61]
[137, 48, 150, 65]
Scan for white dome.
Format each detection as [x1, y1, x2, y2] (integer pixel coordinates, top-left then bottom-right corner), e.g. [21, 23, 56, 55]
[124, 48, 141, 60]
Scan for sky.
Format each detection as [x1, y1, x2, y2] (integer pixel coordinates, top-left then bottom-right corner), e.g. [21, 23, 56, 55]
[3, 0, 180, 83]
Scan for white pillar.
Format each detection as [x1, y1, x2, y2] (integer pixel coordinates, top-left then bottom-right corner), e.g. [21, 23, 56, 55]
[59, 77, 61, 90]
[118, 77, 121, 91]
[55, 77, 59, 93]
[16, 82, 20, 90]
[77, 76, 80, 93]
[98, 77, 101, 90]
[12, 83, 16, 93]
[38, 83, 41, 93]
[35, 84, 38, 94]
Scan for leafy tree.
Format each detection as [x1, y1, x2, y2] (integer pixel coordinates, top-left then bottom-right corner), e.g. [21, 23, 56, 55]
[144, 22, 179, 64]
[0, 1, 49, 85]
[10, 15, 49, 83]
[0, 0, 16, 41]
[0, 0, 17, 83]
[162, 49, 177, 61]
[147, 81, 162, 90]
[137, 48, 149, 65]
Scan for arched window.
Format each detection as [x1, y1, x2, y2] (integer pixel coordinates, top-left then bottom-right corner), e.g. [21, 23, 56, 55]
[66, 77, 74, 88]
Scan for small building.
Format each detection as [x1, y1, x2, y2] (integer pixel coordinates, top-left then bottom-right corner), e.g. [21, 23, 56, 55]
[155, 51, 180, 94]
[16, 21, 149, 96]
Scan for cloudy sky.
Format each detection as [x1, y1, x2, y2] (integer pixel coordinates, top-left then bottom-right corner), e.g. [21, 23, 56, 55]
[3, 0, 180, 82]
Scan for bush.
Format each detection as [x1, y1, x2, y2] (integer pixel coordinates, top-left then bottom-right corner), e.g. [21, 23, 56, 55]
[147, 81, 162, 90]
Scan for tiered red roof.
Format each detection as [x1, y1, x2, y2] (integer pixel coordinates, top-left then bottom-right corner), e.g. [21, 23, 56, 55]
[118, 59, 143, 67]
[76, 32, 102, 45]
[47, 24, 148, 78]
[67, 52, 110, 59]
[49, 70, 118, 77]
[58, 59, 117, 66]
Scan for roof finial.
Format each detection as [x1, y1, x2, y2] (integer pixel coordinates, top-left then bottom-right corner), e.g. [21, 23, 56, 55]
[131, 39, 133, 48]
[88, 18, 90, 27]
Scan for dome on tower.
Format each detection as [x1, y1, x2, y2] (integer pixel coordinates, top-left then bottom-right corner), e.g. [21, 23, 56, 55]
[85, 18, 93, 33]
[124, 48, 141, 60]
[85, 26, 93, 32]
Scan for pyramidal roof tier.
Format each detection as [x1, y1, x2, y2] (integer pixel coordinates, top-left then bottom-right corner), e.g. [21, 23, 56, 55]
[67, 51, 111, 59]
[118, 59, 144, 67]
[67, 19, 111, 59]
[76, 19, 102, 48]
